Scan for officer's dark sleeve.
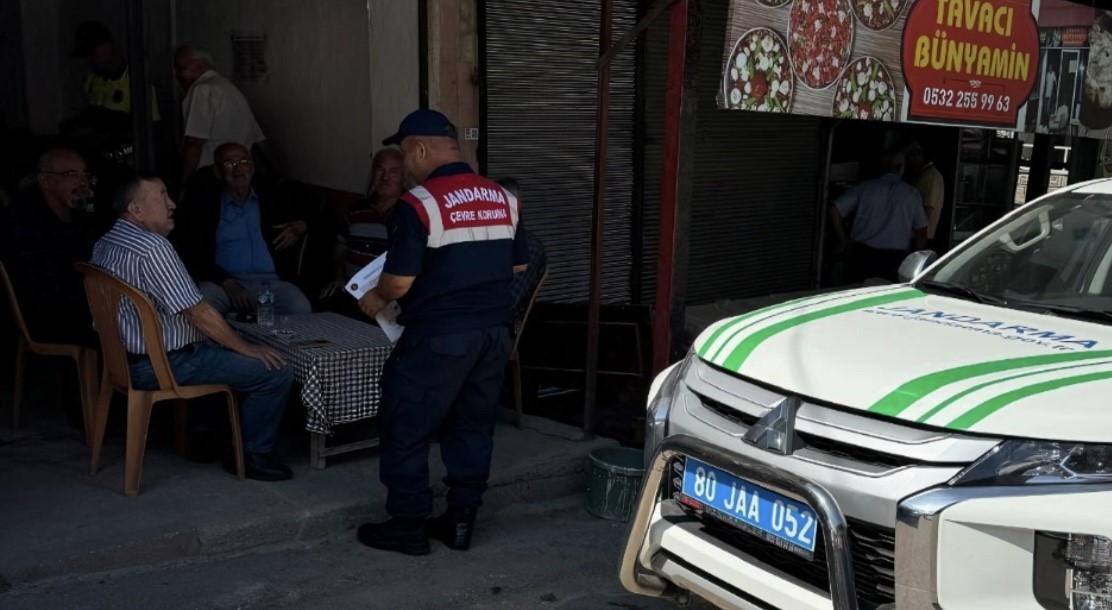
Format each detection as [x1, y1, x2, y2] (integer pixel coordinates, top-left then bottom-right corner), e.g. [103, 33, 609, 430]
[383, 202, 426, 277]
[513, 220, 529, 267]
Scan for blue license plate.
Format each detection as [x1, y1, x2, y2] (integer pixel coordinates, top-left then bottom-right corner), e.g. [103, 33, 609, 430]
[681, 457, 820, 556]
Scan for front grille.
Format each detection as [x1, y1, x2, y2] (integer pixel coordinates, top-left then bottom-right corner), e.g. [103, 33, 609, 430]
[666, 457, 896, 609]
[698, 395, 919, 470]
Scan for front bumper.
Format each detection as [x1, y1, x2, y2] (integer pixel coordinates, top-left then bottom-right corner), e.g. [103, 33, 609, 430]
[621, 435, 1112, 610]
[621, 434, 856, 610]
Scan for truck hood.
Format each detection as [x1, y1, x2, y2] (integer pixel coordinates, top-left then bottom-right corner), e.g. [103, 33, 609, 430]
[693, 285, 1112, 442]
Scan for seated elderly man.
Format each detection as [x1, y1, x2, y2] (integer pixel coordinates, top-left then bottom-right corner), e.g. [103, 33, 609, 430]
[0, 147, 99, 347]
[174, 142, 311, 316]
[91, 171, 295, 481]
[320, 148, 404, 312]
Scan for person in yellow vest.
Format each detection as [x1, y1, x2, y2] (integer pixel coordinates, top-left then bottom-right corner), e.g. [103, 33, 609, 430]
[69, 20, 160, 135]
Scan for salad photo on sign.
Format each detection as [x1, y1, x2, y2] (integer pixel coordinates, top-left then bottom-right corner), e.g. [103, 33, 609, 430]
[724, 27, 794, 111]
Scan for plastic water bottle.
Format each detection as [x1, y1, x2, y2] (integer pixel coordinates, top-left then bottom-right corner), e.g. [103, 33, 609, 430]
[257, 283, 275, 327]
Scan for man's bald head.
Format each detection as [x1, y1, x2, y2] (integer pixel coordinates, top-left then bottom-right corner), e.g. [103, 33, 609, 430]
[215, 142, 250, 163]
[214, 142, 255, 193]
[401, 136, 462, 184]
[372, 147, 403, 166]
[881, 149, 906, 178]
[174, 43, 212, 89]
[38, 147, 84, 172]
[371, 147, 405, 200]
[382, 109, 464, 183]
[36, 148, 91, 219]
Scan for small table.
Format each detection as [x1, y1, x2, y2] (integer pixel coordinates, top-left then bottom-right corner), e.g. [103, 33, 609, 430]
[233, 312, 394, 468]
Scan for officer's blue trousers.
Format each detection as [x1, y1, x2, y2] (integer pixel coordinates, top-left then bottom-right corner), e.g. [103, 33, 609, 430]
[378, 326, 512, 519]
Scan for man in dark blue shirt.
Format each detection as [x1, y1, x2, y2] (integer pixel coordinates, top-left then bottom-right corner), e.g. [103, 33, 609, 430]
[356, 109, 528, 556]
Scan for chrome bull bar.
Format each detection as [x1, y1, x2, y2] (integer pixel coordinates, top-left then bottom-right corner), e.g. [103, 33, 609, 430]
[619, 434, 859, 610]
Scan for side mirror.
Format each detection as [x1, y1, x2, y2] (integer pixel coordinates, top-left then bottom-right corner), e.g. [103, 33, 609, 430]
[898, 250, 938, 283]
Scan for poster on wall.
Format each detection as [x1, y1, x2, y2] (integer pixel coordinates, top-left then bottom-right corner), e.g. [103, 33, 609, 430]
[719, 0, 1112, 138]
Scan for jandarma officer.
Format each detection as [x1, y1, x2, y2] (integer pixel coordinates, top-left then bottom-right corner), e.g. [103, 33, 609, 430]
[356, 109, 528, 556]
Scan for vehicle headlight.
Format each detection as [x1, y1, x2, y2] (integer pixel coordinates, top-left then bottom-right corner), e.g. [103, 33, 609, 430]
[950, 440, 1112, 486]
[644, 353, 692, 468]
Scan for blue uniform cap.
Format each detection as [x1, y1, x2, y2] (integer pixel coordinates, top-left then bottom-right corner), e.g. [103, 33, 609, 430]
[382, 109, 458, 146]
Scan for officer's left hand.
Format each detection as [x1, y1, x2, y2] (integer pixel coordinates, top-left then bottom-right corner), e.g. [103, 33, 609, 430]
[358, 290, 386, 319]
[273, 221, 308, 251]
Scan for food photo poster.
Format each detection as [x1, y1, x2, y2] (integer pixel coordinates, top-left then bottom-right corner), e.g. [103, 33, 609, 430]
[719, 0, 1112, 139]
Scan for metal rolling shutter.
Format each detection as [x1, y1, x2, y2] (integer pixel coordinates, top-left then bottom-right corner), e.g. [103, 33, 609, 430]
[642, 0, 823, 305]
[483, 0, 638, 303]
[640, 4, 668, 305]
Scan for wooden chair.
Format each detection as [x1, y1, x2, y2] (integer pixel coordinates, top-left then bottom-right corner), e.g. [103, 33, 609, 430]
[76, 263, 246, 496]
[0, 260, 98, 444]
[511, 269, 548, 428]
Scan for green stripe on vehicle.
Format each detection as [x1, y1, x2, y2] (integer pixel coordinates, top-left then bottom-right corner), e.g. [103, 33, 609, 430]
[698, 292, 838, 360]
[913, 360, 1112, 424]
[948, 370, 1112, 429]
[870, 349, 1112, 417]
[717, 289, 923, 371]
[698, 286, 905, 362]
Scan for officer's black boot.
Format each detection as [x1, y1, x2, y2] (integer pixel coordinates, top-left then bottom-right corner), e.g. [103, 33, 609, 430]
[357, 517, 431, 556]
[427, 507, 478, 551]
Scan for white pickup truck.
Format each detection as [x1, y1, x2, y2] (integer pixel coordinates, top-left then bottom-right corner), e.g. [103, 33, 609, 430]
[620, 180, 1112, 610]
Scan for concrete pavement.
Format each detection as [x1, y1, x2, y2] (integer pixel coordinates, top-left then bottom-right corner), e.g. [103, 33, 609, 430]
[0, 388, 617, 589]
[3, 497, 708, 609]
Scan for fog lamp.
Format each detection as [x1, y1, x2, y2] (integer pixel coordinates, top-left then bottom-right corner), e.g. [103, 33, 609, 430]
[1069, 535, 1112, 610]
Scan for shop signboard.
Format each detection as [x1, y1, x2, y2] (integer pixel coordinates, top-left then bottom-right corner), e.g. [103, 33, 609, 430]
[719, 0, 1112, 139]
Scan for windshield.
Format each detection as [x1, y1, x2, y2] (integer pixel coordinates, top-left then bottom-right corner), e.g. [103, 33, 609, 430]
[920, 190, 1112, 313]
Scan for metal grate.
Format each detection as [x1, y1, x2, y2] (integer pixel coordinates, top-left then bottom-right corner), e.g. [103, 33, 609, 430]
[232, 33, 267, 81]
[484, 0, 638, 303]
[666, 457, 896, 609]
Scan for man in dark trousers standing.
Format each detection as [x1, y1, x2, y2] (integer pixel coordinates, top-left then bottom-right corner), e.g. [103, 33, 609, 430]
[356, 109, 527, 556]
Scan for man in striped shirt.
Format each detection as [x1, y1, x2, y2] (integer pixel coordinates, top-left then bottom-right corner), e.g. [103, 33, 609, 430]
[91, 171, 295, 481]
[319, 148, 404, 312]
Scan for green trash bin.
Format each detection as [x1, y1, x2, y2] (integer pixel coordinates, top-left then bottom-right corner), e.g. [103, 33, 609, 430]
[585, 447, 645, 522]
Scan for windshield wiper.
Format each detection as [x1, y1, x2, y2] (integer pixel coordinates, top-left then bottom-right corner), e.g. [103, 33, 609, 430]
[1011, 302, 1112, 325]
[916, 280, 1007, 305]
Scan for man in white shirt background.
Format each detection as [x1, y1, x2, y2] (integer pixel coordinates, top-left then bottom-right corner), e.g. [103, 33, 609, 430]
[1042, 59, 1058, 131]
[173, 44, 268, 185]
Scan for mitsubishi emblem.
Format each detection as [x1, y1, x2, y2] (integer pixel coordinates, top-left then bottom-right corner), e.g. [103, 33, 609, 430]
[743, 396, 802, 455]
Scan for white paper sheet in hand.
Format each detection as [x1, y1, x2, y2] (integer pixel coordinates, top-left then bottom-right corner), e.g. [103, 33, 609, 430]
[345, 255, 405, 343]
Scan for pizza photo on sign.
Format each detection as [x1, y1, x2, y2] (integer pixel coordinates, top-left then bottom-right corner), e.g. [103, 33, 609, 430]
[723, 27, 795, 112]
[789, 0, 855, 89]
[852, 0, 908, 30]
[833, 56, 897, 120]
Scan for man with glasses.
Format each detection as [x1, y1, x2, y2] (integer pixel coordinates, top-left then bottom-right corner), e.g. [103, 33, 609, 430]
[173, 142, 312, 317]
[0, 147, 100, 349]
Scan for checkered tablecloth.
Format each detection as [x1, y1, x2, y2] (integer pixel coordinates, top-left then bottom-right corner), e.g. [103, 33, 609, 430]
[233, 312, 394, 434]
